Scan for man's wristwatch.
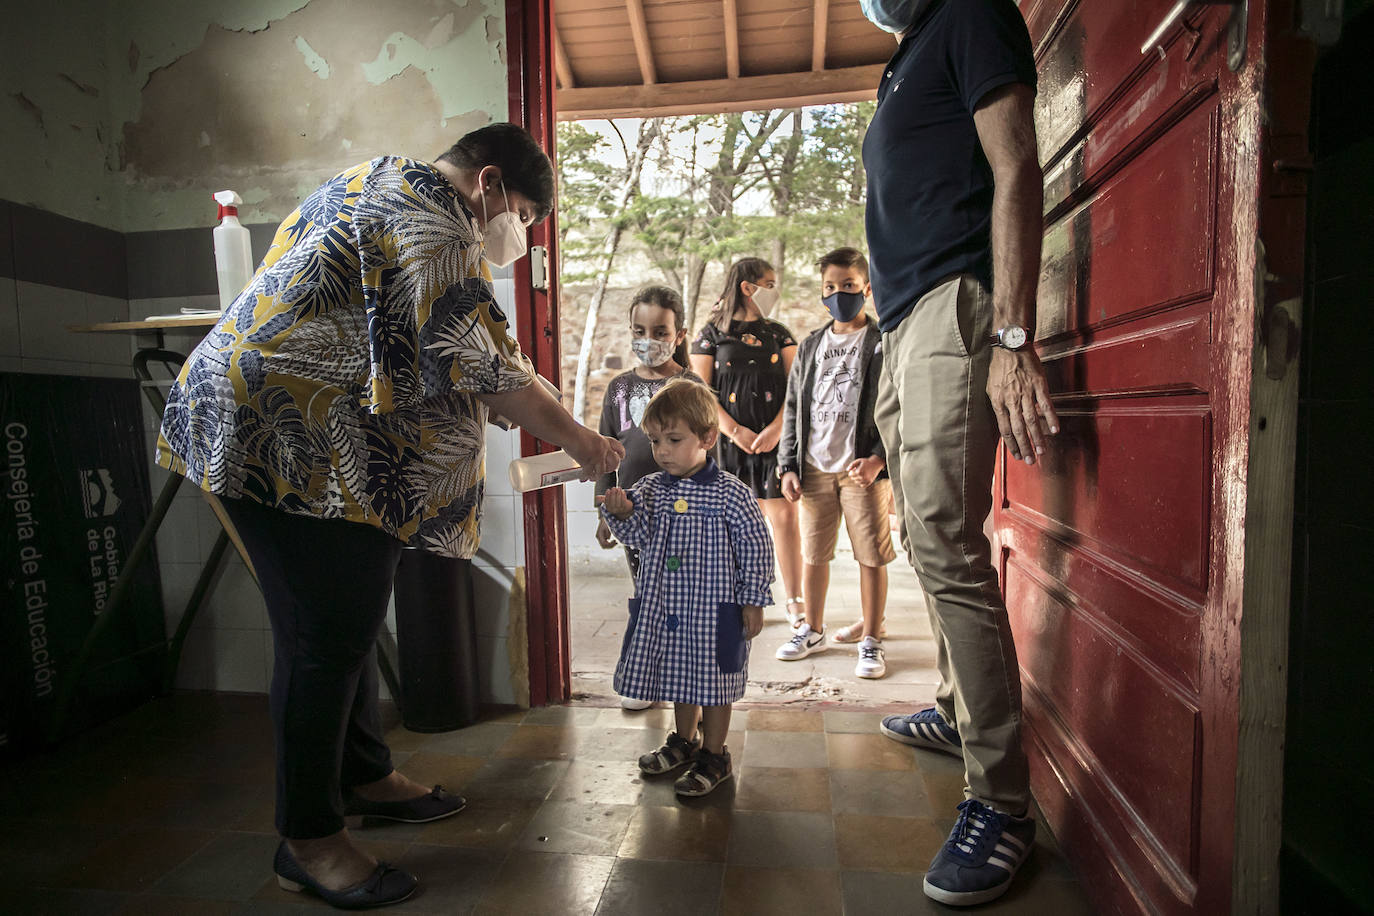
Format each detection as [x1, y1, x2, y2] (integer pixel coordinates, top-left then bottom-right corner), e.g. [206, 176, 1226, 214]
[990, 326, 1032, 350]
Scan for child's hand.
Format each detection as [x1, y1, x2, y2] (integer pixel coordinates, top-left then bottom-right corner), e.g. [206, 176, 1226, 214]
[597, 487, 634, 520]
[781, 472, 802, 502]
[750, 425, 781, 454]
[741, 605, 763, 639]
[595, 517, 618, 549]
[726, 423, 759, 454]
[846, 456, 884, 488]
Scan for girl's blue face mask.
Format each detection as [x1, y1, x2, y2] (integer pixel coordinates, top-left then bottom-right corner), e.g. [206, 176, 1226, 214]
[822, 291, 866, 322]
[860, 0, 932, 34]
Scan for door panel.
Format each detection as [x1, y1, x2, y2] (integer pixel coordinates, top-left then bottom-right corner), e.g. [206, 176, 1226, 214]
[1001, 1, 1309, 913]
[1003, 405, 1212, 592]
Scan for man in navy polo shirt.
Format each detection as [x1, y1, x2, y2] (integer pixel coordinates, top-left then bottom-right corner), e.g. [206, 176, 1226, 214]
[860, 0, 1060, 906]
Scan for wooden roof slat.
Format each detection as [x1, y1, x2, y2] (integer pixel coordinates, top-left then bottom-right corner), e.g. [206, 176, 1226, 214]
[812, 0, 829, 70]
[557, 63, 882, 119]
[554, 27, 576, 89]
[723, 0, 741, 79]
[625, 0, 659, 84]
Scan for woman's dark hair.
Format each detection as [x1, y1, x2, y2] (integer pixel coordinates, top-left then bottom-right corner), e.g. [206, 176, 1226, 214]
[629, 284, 689, 368]
[706, 257, 773, 332]
[437, 123, 555, 222]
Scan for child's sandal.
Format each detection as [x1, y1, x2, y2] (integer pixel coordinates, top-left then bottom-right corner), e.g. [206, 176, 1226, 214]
[785, 597, 805, 628]
[638, 730, 701, 776]
[674, 746, 733, 797]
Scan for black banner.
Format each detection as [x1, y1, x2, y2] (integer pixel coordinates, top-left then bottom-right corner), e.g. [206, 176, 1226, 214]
[1, 373, 166, 757]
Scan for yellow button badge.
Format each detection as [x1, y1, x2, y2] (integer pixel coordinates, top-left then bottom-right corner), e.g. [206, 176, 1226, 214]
[673, 498, 688, 514]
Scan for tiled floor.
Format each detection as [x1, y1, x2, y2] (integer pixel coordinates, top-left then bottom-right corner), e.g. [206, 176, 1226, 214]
[2, 693, 1094, 914]
[570, 524, 942, 707]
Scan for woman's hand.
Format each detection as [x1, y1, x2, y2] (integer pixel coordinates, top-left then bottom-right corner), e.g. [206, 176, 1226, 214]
[781, 471, 802, 503]
[742, 605, 763, 639]
[725, 423, 759, 454]
[598, 487, 634, 520]
[566, 427, 626, 482]
[845, 456, 884, 488]
[595, 517, 618, 549]
[750, 424, 781, 454]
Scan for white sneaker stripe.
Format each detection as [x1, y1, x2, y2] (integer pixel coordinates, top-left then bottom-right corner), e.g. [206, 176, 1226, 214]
[1000, 833, 1028, 852]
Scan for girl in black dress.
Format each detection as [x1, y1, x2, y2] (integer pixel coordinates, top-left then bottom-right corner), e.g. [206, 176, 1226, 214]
[690, 258, 804, 626]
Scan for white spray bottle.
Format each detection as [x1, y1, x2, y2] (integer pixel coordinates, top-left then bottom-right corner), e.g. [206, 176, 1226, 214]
[212, 190, 254, 314]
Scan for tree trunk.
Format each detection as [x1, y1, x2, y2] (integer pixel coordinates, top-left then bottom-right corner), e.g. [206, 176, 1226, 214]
[770, 109, 803, 291]
[572, 118, 661, 424]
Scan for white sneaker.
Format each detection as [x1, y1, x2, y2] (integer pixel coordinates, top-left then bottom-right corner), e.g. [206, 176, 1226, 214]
[620, 696, 653, 710]
[776, 624, 827, 660]
[855, 637, 886, 679]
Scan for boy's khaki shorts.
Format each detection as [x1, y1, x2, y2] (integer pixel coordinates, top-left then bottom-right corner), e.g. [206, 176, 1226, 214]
[799, 462, 897, 567]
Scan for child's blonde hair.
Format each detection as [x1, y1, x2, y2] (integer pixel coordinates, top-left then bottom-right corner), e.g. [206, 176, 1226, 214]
[642, 378, 717, 439]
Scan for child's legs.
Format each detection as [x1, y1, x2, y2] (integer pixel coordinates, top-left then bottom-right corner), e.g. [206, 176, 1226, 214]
[858, 564, 888, 639]
[758, 497, 803, 605]
[798, 465, 844, 630]
[839, 476, 897, 637]
[699, 705, 732, 755]
[674, 703, 701, 742]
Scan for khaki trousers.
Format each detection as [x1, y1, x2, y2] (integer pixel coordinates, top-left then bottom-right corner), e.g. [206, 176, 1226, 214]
[874, 274, 1029, 814]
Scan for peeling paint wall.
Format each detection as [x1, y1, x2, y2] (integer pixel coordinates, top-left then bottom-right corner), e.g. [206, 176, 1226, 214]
[3, 0, 509, 231]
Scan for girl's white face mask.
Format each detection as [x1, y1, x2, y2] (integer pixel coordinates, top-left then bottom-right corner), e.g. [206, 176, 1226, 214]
[480, 181, 528, 268]
[631, 337, 676, 368]
[749, 284, 780, 317]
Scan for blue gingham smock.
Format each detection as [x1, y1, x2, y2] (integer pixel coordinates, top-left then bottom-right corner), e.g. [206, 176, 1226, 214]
[600, 459, 775, 706]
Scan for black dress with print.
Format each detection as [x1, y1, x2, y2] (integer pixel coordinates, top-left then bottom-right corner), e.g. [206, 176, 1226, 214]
[691, 317, 797, 499]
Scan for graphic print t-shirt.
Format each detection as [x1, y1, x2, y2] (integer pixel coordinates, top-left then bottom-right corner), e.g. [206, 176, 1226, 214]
[806, 325, 866, 473]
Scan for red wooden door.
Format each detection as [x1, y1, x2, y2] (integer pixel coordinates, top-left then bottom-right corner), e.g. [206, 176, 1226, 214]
[996, 1, 1311, 913]
[507, 0, 572, 706]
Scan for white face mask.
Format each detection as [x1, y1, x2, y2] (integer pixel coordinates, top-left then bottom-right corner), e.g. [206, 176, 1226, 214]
[749, 284, 780, 317]
[631, 337, 676, 368]
[480, 180, 528, 268]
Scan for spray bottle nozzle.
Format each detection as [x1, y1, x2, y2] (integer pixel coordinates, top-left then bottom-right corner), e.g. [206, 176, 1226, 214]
[213, 190, 243, 220]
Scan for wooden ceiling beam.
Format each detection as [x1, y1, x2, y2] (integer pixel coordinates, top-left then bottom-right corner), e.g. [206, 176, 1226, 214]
[812, 0, 829, 71]
[723, 0, 740, 78]
[553, 27, 575, 89]
[626, 0, 658, 85]
[556, 64, 883, 120]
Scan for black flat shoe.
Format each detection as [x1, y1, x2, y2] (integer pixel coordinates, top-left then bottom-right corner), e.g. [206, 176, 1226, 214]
[343, 784, 467, 823]
[273, 840, 417, 910]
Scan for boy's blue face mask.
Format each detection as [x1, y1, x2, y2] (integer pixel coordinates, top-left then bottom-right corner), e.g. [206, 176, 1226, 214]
[822, 291, 866, 322]
[860, 0, 932, 34]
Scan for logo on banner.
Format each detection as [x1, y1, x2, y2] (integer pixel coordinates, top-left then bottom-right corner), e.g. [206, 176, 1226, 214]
[78, 469, 121, 518]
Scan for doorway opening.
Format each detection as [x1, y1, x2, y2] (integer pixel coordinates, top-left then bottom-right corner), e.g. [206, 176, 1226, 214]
[549, 108, 935, 711]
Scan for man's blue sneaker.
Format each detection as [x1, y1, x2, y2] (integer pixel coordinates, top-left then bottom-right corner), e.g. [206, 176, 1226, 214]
[879, 707, 962, 757]
[923, 800, 1036, 906]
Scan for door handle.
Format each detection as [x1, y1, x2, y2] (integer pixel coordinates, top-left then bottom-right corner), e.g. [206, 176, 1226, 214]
[1140, 0, 1247, 71]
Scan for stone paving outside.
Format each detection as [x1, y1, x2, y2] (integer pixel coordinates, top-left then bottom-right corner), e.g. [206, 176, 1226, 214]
[568, 524, 938, 711]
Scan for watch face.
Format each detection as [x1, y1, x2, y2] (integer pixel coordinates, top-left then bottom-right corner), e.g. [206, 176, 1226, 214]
[1002, 326, 1028, 349]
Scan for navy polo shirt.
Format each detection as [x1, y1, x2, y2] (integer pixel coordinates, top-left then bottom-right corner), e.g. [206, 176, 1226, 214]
[862, 0, 1037, 332]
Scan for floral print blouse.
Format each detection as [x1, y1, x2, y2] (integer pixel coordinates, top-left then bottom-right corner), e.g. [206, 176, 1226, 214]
[157, 156, 536, 558]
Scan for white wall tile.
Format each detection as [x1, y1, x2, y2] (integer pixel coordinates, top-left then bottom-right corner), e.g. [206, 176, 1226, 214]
[154, 497, 204, 565]
[478, 491, 519, 568]
[16, 281, 90, 361]
[174, 627, 268, 693]
[477, 635, 515, 705]
[471, 564, 514, 639]
[86, 294, 132, 368]
[0, 279, 19, 357]
[198, 558, 269, 631]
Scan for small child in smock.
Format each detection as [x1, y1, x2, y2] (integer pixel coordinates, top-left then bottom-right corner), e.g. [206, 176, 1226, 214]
[599, 378, 775, 796]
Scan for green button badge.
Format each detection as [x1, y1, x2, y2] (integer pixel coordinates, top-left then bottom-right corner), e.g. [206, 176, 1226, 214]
[666, 556, 681, 571]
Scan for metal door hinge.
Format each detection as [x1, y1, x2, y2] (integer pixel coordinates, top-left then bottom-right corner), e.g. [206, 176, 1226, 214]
[529, 245, 548, 291]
